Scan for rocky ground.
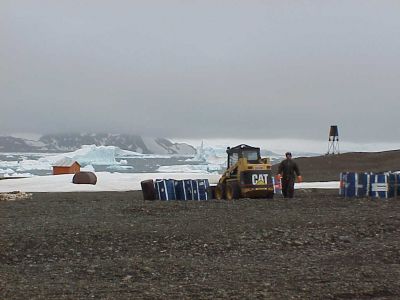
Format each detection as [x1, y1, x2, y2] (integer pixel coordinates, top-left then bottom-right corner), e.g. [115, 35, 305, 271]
[1, 190, 400, 299]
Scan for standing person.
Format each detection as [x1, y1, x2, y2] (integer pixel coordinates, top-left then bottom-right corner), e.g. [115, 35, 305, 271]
[277, 152, 302, 198]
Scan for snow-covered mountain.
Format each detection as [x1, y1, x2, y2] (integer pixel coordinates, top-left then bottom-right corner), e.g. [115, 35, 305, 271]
[0, 134, 196, 155]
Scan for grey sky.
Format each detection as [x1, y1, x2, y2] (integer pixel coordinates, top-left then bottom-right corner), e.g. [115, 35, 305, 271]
[1, 0, 399, 142]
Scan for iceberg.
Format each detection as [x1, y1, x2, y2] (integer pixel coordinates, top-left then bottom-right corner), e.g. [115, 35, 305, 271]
[157, 165, 206, 173]
[48, 145, 142, 166]
[106, 165, 134, 171]
[157, 164, 220, 174]
[18, 159, 53, 171]
[186, 142, 226, 172]
[0, 168, 16, 175]
[81, 165, 95, 172]
[0, 145, 144, 175]
[0, 159, 52, 172]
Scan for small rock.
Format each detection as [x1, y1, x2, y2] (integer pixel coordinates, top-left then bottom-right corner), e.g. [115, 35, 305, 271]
[122, 275, 132, 281]
[292, 240, 303, 246]
[338, 236, 353, 243]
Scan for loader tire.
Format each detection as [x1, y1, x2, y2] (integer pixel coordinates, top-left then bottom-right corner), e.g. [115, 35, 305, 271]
[215, 183, 226, 200]
[266, 191, 274, 199]
[226, 181, 240, 200]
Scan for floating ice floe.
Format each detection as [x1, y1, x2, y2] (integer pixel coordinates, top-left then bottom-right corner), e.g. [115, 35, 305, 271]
[106, 165, 134, 171]
[157, 164, 221, 173]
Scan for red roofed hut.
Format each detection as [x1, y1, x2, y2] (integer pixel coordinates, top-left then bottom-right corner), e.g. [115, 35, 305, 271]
[53, 158, 81, 175]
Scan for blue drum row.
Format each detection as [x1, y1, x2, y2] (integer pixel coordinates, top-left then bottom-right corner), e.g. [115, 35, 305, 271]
[339, 172, 400, 198]
[154, 179, 210, 201]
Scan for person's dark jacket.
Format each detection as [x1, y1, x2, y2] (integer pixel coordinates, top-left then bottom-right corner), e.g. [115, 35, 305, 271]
[278, 159, 301, 180]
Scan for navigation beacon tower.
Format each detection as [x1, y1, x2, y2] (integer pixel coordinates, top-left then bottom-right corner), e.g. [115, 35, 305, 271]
[327, 125, 339, 155]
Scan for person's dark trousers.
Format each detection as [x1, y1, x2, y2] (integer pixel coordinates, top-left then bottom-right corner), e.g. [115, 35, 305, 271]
[282, 178, 295, 198]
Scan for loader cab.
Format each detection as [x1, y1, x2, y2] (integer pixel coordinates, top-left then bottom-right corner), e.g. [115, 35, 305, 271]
[226, 144, 261, 169]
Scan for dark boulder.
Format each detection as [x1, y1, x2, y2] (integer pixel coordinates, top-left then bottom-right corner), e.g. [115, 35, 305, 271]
[72, 172, 97, 185]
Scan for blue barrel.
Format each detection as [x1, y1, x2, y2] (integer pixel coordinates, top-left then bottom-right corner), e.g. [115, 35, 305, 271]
[370, 173, 390, 198]
[395, 173, 400, 197]
[174, 179, 193, 200]
[198, 179, 210, 200]
[191, 180, 199, 200]
[388, 173, 397, 198]
[392, 173, 400, 197]
[397, 173, 400, 196]
[339, 172, 356, 197]
[356, 172, 370, 197]
[339, 172, 370, 198]
[386, 173, 400, 198]
[191, 179, 210, 201]
[154, 179, 176, 200]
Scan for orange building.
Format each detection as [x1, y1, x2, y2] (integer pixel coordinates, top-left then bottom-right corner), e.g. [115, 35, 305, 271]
[53, 158, 81, 175]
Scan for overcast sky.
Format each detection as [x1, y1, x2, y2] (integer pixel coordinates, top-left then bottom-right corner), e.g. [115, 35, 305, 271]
[1, 0, 399, 142]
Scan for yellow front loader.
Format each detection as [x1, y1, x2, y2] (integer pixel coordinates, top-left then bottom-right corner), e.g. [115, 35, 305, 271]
[215, 144, 274, 200]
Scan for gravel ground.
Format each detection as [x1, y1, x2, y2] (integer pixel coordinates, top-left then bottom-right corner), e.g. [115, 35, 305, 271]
[1, 190, 400, 299]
